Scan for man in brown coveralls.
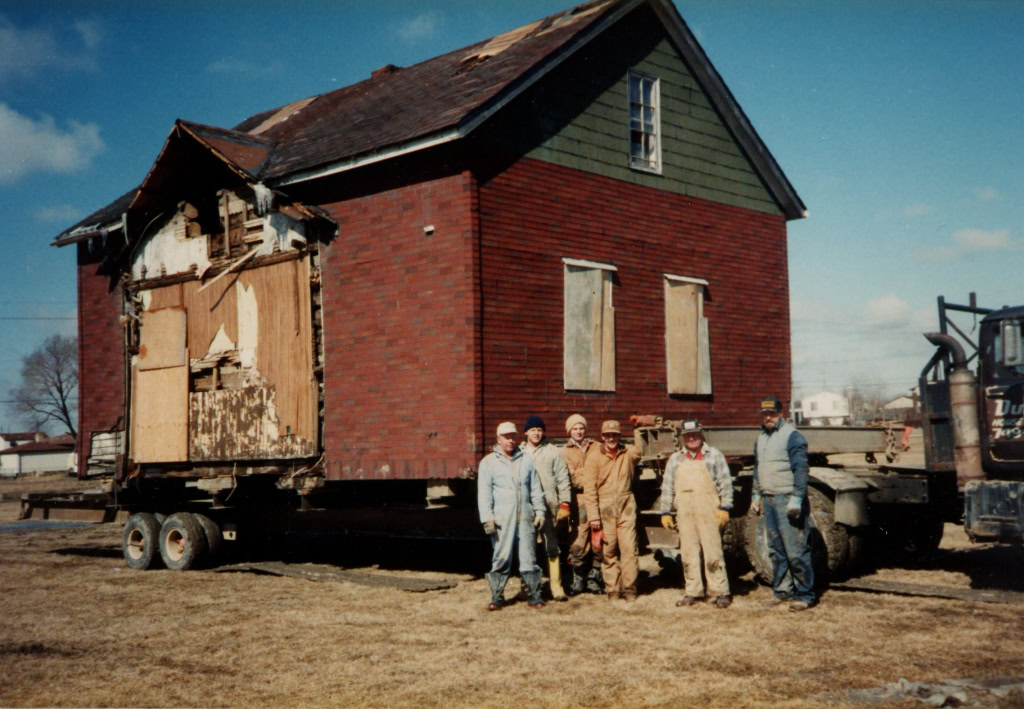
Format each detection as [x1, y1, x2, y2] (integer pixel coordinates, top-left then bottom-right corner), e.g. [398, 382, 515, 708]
[562, 414, 602, 595]
[583, 419, 642, 601]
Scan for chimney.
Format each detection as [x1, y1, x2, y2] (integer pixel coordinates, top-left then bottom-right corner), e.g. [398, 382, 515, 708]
[371, 64, 402, 79]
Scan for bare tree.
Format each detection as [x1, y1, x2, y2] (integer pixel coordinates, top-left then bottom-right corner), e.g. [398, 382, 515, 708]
[8, 335, 78, 437]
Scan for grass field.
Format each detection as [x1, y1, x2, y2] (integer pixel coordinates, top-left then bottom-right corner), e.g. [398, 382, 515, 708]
[1, 471, 1022, 708]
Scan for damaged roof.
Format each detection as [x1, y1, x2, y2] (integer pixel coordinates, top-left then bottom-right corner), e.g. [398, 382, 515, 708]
[55, 0, 805, 242]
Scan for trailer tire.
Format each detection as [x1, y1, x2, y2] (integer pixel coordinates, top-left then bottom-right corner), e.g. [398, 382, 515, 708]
[744, 487, 852, 586]
[122, 513, 162, 570]
[159, 512, 207, 571]
[193, 513, 223, 566]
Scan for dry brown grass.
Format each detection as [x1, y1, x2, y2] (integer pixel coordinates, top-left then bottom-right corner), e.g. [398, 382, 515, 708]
[1, 482, 1023, 708]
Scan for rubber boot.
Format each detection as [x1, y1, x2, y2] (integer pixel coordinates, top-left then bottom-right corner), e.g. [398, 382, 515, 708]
[486, 571, 508, 609]
[586, 566, 604, 594]
[568, 565, 587, 596]
[548, 556, 568, 601]
[522, 571, 546, 608]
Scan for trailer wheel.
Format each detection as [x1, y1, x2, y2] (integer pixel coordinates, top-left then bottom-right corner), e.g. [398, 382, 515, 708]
[122, 513, 162, 570]
[193, 513, 223, 566]
[744, 487, 852, 586]
[159, 512, 207, 571]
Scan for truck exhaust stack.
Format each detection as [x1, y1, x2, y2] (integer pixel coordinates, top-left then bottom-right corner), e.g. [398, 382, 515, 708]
[924, 332, 984, 490]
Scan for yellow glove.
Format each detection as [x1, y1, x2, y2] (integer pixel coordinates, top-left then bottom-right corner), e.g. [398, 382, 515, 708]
[661, 514, 676, 530]
[556, 503, 571, 525]
[716, 509, 730, 528]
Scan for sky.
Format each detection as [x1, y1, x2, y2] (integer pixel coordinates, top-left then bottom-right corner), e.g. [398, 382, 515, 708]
[0, 0, 1021, 432]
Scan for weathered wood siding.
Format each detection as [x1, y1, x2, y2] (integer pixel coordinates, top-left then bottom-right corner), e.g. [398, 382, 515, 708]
[131, 256, 318, 463]
[476, 4, 779, 217]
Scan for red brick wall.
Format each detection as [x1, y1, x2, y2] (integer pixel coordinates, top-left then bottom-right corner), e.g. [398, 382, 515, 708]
[319, 172, 481, 480]
[76, 248, 126, 471]
[478, 157, 791, 437]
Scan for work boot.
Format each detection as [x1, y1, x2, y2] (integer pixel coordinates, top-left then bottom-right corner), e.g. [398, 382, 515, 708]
[568, 565, 587, 596]
[522, 571, 546, 608]
[586, 566, 604, 594]
[713, 595, 732, 609]
[547, 556, 568, 601]
[789, 600, 816, 612]
[486, 572, 508, 609]
[676, 595, 700, 607]
[763, 596, 788, 607]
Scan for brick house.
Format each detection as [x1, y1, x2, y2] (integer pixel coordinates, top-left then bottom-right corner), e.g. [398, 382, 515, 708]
[54, 0, 804, 490]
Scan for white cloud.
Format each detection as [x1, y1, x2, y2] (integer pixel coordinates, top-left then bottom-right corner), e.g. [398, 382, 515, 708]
[954, 228, 1013, 252]
[903, 202, 933, 217]
[34, 204, 82, 223]
[0, 103, 105, 184]
[396, 11, 441, 41]
[975, 187, 1000, 202]
[0, 14, 100, 79]
[206, 57, 284, 77]
[73, 19, 102, 50]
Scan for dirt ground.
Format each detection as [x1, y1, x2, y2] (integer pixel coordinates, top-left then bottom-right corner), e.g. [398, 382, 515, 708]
[1, 472, 1023, 708]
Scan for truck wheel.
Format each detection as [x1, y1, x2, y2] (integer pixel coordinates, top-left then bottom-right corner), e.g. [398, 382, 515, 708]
[159, 512, 208, 571]
[122, 513, 162, 570]
[721, 517, 752, 576]
[743, 488, 852, 585]
[193, 513, 223, 566]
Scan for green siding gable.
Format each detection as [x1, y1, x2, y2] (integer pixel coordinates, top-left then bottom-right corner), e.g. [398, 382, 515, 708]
[476, 5, 780, 216]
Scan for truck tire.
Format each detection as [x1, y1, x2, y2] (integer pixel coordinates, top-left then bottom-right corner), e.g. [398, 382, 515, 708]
[744, 487, 852, 586]
[159, 512, 207, 571]
[193, 513, 223, 566]
[122, 513, 162, 570]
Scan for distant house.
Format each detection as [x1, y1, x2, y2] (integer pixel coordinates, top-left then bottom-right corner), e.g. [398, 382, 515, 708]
[0, 434, 76, 477]
[54, 0, 805, 483]
[0, 432, 46, 450]
[883, 391, 919, 424]
[797, 391, 849, 426]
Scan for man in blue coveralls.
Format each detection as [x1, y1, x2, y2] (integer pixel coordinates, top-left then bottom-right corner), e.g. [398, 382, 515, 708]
[478, 421, 547, 611]
[750, 396, 817, 612]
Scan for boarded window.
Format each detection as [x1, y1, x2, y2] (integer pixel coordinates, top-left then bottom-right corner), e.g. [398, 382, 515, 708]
[564, 258, 616, 391]
[664, 275, 711, 395]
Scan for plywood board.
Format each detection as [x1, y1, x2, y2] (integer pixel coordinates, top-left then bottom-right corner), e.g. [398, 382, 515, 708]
[131, 366, 188, 463]
[137, 307, 187, 371]
[665, 280, 699, 394]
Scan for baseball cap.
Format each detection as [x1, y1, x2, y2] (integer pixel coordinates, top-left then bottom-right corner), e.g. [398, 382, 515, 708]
[759, 396, 783, 412]
[601, 420, 621, 434]
[496, 421, 517, 436]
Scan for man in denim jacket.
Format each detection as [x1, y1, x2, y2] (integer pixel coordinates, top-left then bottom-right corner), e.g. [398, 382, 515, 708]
[750, 396, 817, 611]
[478, 421, 547, 610]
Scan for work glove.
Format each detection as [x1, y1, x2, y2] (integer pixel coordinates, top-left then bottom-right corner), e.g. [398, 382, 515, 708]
[482, 519, 497, 535]
[786, 496, 802, 522]
[750, 496, 762, 516]
[716, 509, 730, 529]
[660, 514, 676, 530]
[591, 528, 607, 552]
[533, 512, 545, 530]
[556, 502, 571, 525]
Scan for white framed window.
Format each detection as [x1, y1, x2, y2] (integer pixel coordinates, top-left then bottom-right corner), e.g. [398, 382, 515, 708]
[628, 71, 661, 172]
[664, 274, 710, 395]
[563, 258, 616, 391]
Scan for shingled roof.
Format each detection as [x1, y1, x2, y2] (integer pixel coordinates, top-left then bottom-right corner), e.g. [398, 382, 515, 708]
[54, 0, 805, 244]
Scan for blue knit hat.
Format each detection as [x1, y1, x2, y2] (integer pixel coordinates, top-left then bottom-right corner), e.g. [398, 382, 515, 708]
[524, 415, 545, 432]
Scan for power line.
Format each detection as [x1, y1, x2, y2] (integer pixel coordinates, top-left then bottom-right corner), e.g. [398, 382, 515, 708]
[0, 317, 75, 321]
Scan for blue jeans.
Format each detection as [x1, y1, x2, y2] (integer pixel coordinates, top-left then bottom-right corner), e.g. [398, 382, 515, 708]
[764, 494, 816, 604]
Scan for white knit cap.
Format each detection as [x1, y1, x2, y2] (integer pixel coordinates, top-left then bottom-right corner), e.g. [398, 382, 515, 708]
[565, 414, 587, 433]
